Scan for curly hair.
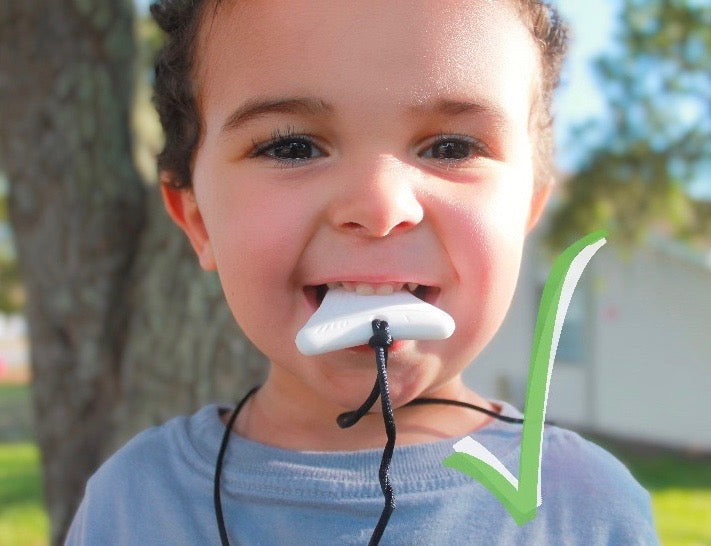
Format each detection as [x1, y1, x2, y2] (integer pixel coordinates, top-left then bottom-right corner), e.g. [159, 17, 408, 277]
[151, 0, 568, 189]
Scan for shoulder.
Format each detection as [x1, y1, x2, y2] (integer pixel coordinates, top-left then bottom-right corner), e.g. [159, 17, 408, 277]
[93, 407, 214, 485]
[541, 425, 642, 494]
[92, 403, 225, 490]
[65, 405, 223, 544]
[491, 401, 652, 507]
[539, 426, 658, 544]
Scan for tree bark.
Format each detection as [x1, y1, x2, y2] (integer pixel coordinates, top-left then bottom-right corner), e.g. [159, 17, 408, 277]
[0, 1, 267, 544]
[110, 188, 268, 454]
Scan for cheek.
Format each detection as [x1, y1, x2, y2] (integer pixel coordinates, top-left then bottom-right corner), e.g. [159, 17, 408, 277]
[449, 208, 523, 307]
[204, 183, 303, 269]
[440, 187, 529, 337]
[441, 185, 528, 276]
[195, 180, 313, 326]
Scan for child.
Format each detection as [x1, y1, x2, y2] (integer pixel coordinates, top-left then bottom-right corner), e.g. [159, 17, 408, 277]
[66, 0, 658, 544]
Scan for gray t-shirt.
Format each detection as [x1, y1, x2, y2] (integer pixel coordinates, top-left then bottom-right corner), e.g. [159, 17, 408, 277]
[66, 402, 658, 545]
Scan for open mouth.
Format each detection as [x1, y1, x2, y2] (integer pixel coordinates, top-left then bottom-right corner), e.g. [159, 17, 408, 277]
[304, 282, 437, 309]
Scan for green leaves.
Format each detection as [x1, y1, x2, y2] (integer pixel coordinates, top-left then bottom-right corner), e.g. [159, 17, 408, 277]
[550, 0, 710, 252]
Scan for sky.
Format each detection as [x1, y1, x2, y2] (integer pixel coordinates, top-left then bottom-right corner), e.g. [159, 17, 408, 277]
[554, 0, 709, 199]
[553, 0, 618, 123]
[552, 0, 619, 171]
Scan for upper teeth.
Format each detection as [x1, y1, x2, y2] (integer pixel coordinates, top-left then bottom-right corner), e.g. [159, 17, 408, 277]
[326, 282, 420, 296]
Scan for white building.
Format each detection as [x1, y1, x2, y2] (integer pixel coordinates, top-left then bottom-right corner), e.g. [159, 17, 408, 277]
[464, 230, 711, 451]
[0, 313, 29, 381]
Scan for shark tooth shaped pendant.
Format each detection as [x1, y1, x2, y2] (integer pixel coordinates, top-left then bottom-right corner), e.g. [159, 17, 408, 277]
[296, 287, 455, 356]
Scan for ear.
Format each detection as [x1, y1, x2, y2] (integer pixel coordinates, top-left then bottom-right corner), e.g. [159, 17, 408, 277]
[525, 182, 552, 234]
[160, 174, 216, 271]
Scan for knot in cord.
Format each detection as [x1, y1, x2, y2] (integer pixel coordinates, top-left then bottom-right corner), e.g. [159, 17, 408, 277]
[368, 319, 393, 349]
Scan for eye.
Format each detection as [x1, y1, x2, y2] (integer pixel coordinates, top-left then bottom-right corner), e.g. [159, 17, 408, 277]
[419, 135, 487, 162]
[252, 133, 325, 164]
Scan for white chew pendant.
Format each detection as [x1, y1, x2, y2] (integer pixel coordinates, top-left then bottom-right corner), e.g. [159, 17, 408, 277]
[295, 287, 455, 356]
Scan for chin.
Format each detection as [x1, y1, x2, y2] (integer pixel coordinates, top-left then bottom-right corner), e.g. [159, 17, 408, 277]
[312, 358, 422, 410]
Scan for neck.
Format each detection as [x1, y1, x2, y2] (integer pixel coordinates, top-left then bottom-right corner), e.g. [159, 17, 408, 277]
[229, 374, 497, 451]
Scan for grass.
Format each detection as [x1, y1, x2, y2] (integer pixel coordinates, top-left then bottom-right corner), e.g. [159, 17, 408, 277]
[0, 383, 47, 546]
[0, 382, 34, 442]
[655, 489, 711, 545]
[631, 457, 711, 545]
[0, 442, 48, 546]
[586, 434, 711, 546]
[1, 383, 710, 545]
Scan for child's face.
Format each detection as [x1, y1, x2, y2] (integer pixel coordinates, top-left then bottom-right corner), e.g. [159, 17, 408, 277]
[166, 0, 549, 410]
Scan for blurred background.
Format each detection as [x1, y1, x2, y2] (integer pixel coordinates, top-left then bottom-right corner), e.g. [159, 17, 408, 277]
[0, 0, 709, 544]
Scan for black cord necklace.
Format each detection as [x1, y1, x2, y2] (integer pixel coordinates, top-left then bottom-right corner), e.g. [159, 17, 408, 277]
[214, 320, 524, 546]
[214, 385, 259, 546]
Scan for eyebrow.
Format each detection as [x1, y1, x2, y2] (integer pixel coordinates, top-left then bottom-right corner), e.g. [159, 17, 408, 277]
[221, 97, 334, 133]
[408, 98, 511, 126]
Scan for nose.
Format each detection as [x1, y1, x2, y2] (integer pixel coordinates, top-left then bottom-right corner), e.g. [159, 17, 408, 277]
[328, 156, 424, 237]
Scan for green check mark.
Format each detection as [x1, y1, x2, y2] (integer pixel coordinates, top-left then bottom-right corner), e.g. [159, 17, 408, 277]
[443, 230, 608, 525]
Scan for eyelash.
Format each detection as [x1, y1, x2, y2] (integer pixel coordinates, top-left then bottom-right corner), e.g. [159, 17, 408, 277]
[420, 133, 489, 163]
[250, 127, 323, 166]
[249, 129, 489, 166]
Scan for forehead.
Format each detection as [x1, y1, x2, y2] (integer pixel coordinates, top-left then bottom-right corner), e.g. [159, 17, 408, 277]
[195, 0, 539, 130]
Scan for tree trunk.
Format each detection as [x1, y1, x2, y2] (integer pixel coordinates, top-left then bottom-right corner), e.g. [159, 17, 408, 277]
[110, 188, 268, 454]
[0, 2, 267, 544]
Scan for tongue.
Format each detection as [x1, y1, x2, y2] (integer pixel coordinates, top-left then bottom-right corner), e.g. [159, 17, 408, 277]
[295, 287, 455, 356]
